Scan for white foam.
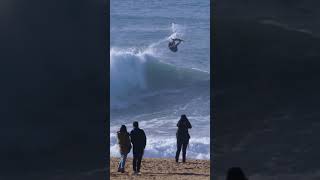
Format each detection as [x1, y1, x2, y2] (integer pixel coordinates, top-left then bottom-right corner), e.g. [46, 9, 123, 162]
[110, 115, 210, 160]
[110, 134, 210, 159]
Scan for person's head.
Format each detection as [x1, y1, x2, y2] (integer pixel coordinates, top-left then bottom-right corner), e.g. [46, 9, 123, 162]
[133, 121, 139, 128]
[120, 125, 127, 133]
[180, 114, 188, 121]
[226, 167, 247, 180]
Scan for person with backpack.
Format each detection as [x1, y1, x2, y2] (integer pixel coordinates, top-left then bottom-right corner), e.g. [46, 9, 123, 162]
[175, 114, 192, 163]
[130, 121, 147, 174]
[117, 125, 131, 173]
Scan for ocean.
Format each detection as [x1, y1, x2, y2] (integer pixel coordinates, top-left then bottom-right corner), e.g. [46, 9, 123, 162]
[110, 0, 210, 159]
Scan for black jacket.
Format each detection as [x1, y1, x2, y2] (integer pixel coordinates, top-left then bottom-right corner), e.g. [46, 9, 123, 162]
[176, 118, 192, 141]
[130, 128, 147, 152]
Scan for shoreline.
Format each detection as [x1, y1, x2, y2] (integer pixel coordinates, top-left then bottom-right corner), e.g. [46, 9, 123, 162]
[110, 157, 210, 180]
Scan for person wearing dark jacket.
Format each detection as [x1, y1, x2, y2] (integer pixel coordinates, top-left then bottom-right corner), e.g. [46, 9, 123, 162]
[175, 114, 192, 163]
[117, 125, 131, 173]
[130, 121, 147, 174]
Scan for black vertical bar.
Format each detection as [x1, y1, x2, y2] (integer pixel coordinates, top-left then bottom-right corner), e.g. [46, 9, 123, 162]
[211, 0, 216, 179]
[105, 0, 110, 179]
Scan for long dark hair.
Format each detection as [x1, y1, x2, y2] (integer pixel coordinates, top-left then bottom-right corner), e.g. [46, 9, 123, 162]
[178, 114, 189, 128]
[120, 125, 127, 133]
[180, 114, 189, 124]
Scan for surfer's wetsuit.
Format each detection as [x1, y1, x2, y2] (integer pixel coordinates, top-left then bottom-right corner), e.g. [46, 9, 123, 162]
[168, 38, 183, 52]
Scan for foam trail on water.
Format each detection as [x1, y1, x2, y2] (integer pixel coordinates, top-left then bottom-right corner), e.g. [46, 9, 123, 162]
[169, 23, 185, 39]
[149, 23, 185, 48]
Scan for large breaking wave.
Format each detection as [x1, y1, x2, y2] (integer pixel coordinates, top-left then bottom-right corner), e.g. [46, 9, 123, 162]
[110, 23, 209, 109]
[110, 23, 210, 159]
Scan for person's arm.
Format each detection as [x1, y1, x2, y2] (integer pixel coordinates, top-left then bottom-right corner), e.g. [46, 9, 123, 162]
[142, 130, 147, 149]
[127, 133, 132, 146]
[177, 120, 181, 127]
[186, 119, 192, 129]
[130, 131, 134, 144]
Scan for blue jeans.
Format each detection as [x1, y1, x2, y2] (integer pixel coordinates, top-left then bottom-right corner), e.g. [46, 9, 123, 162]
[118, 153, 128, 170]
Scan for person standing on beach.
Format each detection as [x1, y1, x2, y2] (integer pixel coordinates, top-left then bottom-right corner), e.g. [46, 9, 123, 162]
[117, 125, 132, 173]
[130, 121, 147, 174]
[175, 114, 192, 163]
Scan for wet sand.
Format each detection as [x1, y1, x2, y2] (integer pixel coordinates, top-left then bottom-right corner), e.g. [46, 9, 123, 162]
[110, 157, 210, 180]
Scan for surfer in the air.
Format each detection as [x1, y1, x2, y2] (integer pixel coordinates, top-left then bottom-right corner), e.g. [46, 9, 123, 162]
[168, 38, 183, 52]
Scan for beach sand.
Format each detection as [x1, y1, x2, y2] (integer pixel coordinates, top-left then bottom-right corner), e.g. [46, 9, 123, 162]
[110, 157, 210, 180]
